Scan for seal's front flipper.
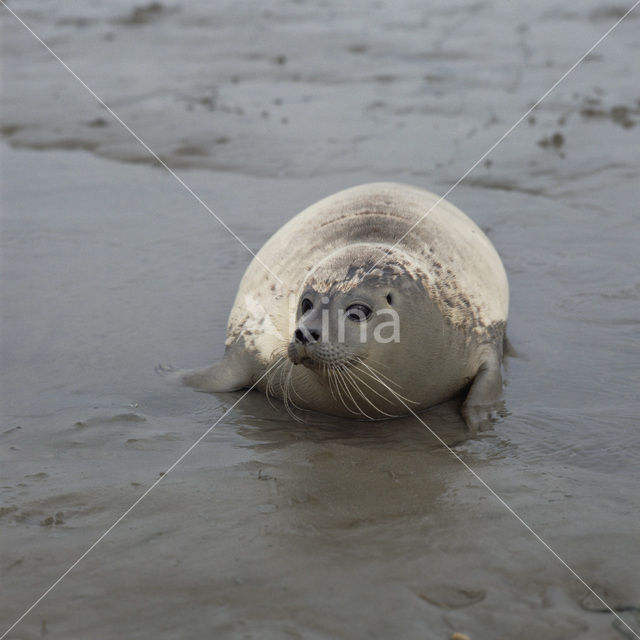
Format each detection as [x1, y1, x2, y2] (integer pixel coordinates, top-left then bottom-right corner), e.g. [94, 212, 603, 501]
[461, 348, 503, 431]
[156, 349, 252, 393]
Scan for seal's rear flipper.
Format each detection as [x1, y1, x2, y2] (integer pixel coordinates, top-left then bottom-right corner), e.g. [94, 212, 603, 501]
[156, 349, 252, 393]
[461, 347, 503, 431]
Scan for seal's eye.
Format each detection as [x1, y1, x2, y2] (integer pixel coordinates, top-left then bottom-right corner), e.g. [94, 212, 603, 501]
[345, 303, 372, 322]
[301, 298, 313, 314]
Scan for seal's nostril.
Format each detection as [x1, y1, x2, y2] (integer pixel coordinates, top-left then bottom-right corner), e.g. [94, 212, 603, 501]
[295, 328, 320, 344]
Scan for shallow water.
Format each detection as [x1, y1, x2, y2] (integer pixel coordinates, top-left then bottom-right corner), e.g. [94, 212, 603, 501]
[1, 1, 639, 639]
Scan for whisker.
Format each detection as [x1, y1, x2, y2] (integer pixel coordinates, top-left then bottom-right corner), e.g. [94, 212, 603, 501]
[351, 363, 415, 404]
[284, 361, 306, 421]
[346, 366, 401, 417]
[335, 364, 375, 420]
[287, 363, 306, 406]
[324, 363, 337, 401]
[328, 367, 349, 415]
[340, 365, 397, 418]
[331, 366, 363, 417]
[277, 357, 297, 420]
[357, 360, 419, 405]
[348, 365, 395, 404]
[264, 356, 286, 409]
[351, 356, 406, 391]
[356, 354, 392, 370]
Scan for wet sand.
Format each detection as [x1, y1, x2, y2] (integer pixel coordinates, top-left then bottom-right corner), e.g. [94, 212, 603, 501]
[1, 1, 639, 639]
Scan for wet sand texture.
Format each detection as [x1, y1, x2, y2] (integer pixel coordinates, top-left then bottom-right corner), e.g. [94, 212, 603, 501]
[1, 1, 639, 639]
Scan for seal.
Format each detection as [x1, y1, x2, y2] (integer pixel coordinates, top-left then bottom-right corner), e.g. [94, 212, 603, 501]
[159, 183, 509, 429]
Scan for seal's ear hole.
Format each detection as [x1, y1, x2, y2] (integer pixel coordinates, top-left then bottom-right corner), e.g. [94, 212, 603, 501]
[386, 293, 393, 305]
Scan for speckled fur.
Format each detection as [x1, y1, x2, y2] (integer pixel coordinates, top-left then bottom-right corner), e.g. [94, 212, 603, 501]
[208, 183, 508, 421]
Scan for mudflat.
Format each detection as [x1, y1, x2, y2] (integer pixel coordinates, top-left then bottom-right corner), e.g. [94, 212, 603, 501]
[1, 1, 639, 638]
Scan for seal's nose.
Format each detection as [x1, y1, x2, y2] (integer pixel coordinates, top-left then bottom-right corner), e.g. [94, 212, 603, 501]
[294, 328, 320, 344]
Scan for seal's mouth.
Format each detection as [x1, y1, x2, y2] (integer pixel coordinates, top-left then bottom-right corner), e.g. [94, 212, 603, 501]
[287, 341, 304, 366]
[290, 352, 323, 372]
[287, 337, 362, 376]
[287, 343, 356, 375]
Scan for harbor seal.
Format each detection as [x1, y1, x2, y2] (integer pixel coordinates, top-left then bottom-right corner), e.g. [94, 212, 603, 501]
[159, 183, 509, 429]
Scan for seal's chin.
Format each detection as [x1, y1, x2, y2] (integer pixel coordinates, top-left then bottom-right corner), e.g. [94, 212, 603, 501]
[287, 344, 320, 371]
[287, 342, 305, 366]
[300, 357, 318, 370]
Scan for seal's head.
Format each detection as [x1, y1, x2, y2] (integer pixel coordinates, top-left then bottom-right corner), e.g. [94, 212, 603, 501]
[287, 282, 389, 370]
[286, 244, 427, 416]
